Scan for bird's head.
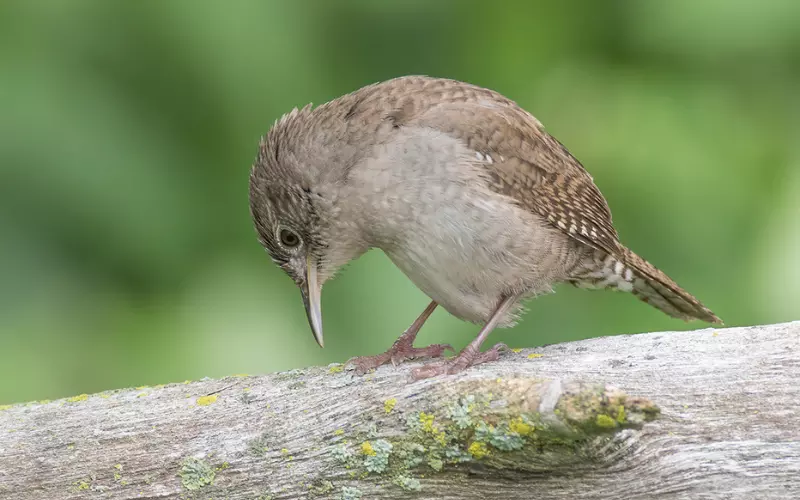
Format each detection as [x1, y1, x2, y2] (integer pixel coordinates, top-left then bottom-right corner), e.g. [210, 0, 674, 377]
[249, 104, 369, 348]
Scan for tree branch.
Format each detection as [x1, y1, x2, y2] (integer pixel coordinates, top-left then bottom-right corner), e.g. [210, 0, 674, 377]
[1, 322, 798, 499]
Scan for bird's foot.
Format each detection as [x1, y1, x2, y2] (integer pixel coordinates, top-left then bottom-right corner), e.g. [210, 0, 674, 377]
[411, 343, 508, 380]
[349, 333, 453, 375]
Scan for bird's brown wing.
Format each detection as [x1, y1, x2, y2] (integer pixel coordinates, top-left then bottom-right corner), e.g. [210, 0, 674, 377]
[408, 98, 723, 323]
[391, 85, 623, 256]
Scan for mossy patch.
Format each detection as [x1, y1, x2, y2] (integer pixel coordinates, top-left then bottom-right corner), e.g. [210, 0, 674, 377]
[248, 431, 271, 456]
[328, 378, 659, 493]
[595, 414, 617, 428]
[179, 457, 215, 490]
[71, 479, 91, 492]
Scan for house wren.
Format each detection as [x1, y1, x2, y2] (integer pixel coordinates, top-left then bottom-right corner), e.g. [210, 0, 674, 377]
[248, 76, 721, 379]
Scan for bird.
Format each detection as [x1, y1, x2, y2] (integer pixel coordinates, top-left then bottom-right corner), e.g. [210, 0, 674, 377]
[248, 76, 721, 380]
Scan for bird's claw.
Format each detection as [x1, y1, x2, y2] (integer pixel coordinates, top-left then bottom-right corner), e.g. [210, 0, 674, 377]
[411, 342, 507, 380]
[349, 343, 454, 375]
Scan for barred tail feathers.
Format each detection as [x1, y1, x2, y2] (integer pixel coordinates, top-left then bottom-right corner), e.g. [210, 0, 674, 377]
[571, 248, 721, 324]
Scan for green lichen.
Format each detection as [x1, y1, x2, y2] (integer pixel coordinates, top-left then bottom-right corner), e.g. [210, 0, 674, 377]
[340, 486, 362, 499]
[447, 394, 475, 429]
[66, 394, 88, 403]
[362, 439, 392, 473]
[328, 379, 659, 494]
[384, 398, 397, 414]
[328, 364, 345, 374]
[393, 474, 421, 491]
[0, 405, 12, 411]
[179, 457, 215, 490]
[332, 443, 355, 464]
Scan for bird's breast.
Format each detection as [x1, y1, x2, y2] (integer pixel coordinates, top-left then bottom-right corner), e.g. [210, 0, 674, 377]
[350, 126, 576, 325]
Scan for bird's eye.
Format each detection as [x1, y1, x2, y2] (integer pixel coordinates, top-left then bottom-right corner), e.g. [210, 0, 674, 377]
[279, 228, 301, 248]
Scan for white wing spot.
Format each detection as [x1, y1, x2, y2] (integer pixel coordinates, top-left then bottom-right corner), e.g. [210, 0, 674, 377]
[613, 261, 624, 275]
[475, 152, 484, 161]
[623, 268, 634, 281]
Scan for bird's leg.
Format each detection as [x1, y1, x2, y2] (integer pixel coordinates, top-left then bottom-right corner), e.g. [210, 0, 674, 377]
[349, 301, 453, 374]
[411, 294, 518, 380]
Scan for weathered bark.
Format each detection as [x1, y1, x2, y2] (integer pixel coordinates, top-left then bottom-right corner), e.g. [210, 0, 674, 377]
[0, 322, 798, 500]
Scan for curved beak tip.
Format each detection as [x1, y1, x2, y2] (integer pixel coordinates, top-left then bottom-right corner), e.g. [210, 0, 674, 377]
[301, 256, 324, 348]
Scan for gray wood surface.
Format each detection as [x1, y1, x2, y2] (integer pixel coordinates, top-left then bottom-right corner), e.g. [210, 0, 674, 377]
[1, 321, 798, 500]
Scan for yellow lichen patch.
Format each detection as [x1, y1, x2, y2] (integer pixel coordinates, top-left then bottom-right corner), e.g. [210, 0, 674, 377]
[196, 395, 218, 406]
[137, 392, 148, 398]
[73, 480, 90, 491]
[468, 441, 489, 459]
[328, 364, 344, 374]
[97, 394, 110, 399]
[232, 373, 249, 378]
[0, 405, 12, 411]
[616, 405, 626, 423]
[511, 348, 523, 353]
[595, 414, 617, 428]
[384, 398, 397, 414]
[333, 429, 345, 436]
[418, 411, 447, 444]
[509, 417, 533, 436]
[67, 394, 89, 403]
[527, 353, 543, 359]
[360, 441, 376, 456]
[712, 331, 719, 337]
[419, 412, 435, 433]
[135, 386, 149, 390]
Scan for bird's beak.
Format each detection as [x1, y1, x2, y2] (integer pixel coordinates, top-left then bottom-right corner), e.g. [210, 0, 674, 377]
[300, 255, 324, 348]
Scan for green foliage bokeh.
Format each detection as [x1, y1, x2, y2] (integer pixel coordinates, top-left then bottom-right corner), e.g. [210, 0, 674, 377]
[1, 0, 799, 403]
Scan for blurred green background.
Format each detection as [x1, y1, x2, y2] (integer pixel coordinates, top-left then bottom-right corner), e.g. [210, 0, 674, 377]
[1, 0, 798, 404]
